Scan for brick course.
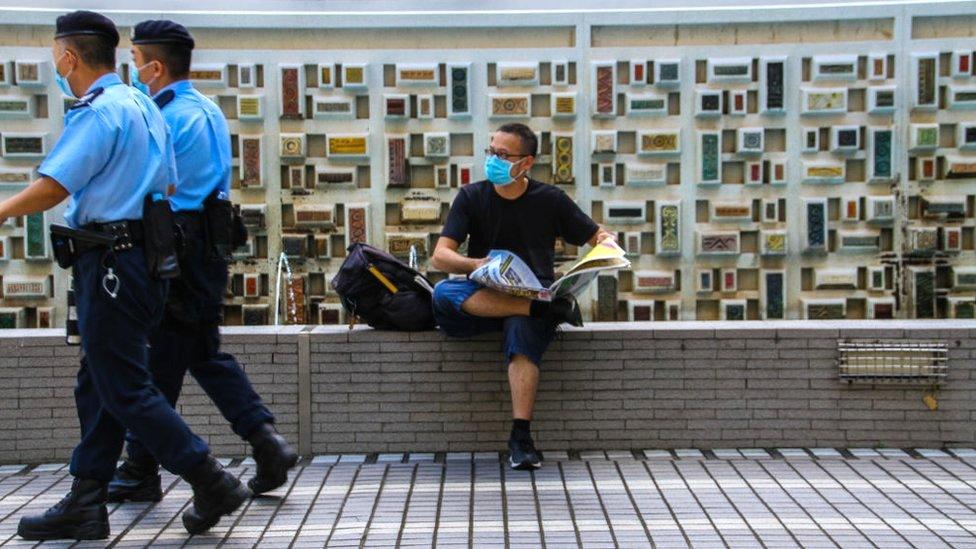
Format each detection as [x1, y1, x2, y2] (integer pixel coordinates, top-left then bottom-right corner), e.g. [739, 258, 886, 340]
[0, 328, 299, 463]
[0, 321, 973, 462]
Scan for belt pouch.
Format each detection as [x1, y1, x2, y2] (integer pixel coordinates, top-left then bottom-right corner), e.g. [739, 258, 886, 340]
[143, 194, 181, 279]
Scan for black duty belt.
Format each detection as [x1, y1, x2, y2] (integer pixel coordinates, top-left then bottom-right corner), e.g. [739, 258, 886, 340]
[80, 220, 146, 253]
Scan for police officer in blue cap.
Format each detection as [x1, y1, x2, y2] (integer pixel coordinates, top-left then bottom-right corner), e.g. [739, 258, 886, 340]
[0, 10, 249, 541]
[106, 19, 297, 503]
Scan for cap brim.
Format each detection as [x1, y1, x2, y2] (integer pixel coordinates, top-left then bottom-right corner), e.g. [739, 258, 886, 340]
[131, 38, 194, 48]
[55, 29, 117, 39]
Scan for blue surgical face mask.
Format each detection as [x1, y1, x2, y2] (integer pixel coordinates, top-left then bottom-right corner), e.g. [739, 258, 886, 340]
[485, 154, 525, 186]
[54, 52, 75, 99]
[131, 62, 155, 96]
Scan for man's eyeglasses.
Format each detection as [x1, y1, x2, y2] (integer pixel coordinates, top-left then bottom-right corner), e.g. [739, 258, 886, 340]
[484, 148, 530, 161]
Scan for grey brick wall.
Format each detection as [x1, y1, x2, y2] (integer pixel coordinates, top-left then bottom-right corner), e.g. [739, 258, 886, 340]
[179, 328, 300, 458]
[308, 321, 976, 453]
[0, 321, 974, 463]
[0, 327, 299, 463]
[0, 332, 78, 464]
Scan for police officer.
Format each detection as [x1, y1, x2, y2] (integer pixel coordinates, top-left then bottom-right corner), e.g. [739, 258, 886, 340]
[106, 20, 297, 503]
[0, 11, 249, 541]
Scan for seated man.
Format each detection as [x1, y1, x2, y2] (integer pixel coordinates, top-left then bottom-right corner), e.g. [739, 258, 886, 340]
[430, 123, 612, 471]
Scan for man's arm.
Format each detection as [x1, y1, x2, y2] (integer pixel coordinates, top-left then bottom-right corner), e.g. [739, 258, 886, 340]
[0, 177, 70, 225]
[431, 236, 487, 275]
[554, 189, 614, 249]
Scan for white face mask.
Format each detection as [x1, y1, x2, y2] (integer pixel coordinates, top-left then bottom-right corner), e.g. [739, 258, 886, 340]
[54, 51, 75, 98]
[485, 154, 527, 186]
[131, 62, 156, 96]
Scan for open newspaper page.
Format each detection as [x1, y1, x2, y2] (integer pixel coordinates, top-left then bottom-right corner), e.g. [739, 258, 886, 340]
[468, 240, 630, 302]
[469, 250, 548, 300]
[547, 239, 630, 299]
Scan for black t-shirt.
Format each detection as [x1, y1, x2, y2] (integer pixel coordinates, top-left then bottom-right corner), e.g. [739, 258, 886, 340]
[441, 179, 599, 286]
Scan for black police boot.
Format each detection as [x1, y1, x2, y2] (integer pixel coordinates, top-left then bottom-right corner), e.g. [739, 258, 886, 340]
[549, 296, 583, 327]
[107, 457, 162, 503]
[181, 456, 250, 535]
[246, 423, 299, 495]
[17, 478, 109, 541]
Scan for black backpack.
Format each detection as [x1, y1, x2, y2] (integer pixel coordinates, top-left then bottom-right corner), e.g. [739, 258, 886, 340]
[330, 243, 436, 331]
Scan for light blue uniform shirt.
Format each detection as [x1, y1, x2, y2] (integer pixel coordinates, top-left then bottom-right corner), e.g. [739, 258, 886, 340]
[152, 80, 231, 212]
[39, 72, 176, 228]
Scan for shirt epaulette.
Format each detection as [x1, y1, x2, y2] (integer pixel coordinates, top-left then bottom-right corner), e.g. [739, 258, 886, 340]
[154, 89, 175, 109]
[69, 87, 105, 110]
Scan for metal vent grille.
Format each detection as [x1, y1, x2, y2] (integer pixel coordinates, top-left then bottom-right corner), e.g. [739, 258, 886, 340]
[837, 339, 949, 385]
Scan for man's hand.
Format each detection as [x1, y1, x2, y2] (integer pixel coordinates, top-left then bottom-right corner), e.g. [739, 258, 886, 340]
[588, 227, 616, 247]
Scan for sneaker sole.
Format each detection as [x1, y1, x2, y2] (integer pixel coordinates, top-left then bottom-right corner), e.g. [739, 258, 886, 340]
[509, 456, 543, 471]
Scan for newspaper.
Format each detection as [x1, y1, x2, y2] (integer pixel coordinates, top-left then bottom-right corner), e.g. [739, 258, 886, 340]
[469, 239, 630, 301]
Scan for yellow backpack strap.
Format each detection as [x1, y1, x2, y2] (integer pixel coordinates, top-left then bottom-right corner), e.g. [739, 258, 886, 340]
[367, 264, 398, 294]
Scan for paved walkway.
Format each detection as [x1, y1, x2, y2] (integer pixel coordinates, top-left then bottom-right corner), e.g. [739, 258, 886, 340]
[1, 449, 976, 547]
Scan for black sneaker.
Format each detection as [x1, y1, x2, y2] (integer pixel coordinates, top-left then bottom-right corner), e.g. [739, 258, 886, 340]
[508, 435, 543, 470]
[17, 478, 109, 541]
[549, 296, 583, 327]
[107, 458, 162, 503]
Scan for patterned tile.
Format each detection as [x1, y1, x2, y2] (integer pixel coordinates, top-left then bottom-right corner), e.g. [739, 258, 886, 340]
[0, 451, 971, 546]
[29, 463, 65, 473]
[947, 448, 976, 458]
[810, 448, 842, 458]
[876, 448, 909, 458]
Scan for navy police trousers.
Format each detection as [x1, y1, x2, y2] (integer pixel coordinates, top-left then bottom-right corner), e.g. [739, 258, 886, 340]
[70, 247, 210, 482]
[125, 226, 273, 466]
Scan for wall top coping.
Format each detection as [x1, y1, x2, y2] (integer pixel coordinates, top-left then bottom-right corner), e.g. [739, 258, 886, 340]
[0, 1, 973, 30]
[1, 320, 973, 341]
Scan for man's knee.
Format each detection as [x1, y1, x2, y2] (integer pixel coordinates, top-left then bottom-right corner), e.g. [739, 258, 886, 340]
[503, 316, 554, 367]
[432, 280, 455, 310]
[508, 353, 539, 369]
[433, 279, 481, 313]
[93, 379, 158, 420]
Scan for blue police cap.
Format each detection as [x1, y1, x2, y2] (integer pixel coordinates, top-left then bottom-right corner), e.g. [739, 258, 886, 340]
[131, 20, 195, 50]
[55, 10, 120, 47]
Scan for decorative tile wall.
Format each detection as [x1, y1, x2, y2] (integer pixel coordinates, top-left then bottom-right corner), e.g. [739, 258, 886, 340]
[0, 9, 974, 324]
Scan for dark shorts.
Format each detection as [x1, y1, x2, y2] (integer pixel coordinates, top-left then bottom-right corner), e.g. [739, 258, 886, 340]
[432, 278, 556, 366]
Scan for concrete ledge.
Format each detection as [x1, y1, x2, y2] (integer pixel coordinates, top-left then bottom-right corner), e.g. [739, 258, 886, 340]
[0, 320, 974, 462]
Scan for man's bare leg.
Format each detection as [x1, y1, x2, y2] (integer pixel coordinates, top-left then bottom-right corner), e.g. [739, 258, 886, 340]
[508, 353, 542, 469]
[461, 288, 530, 317]
[508, 354, 539, 420]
